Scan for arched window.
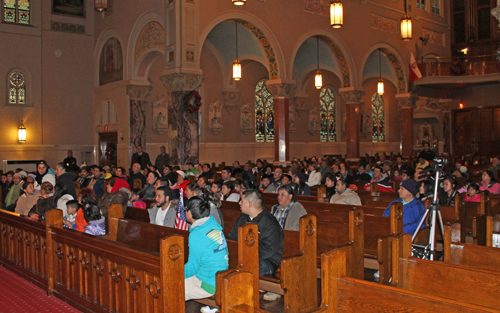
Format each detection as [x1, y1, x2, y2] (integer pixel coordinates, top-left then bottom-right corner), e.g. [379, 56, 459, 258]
[320, 87, 336, 142]
[8, 71, 26, 105]
[3, 0, 30, 24]
[255, 80, 274, 142]
[371, 93, 385, 142]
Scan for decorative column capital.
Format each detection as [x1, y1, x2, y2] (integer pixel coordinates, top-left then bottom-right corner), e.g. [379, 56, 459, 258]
[266, 79, 296, 98]
[160, 72, 204, 92]
[396, 93, 418, 109]
[222, 88, 241, 115]
[126, 85, 152, 100]
[339, 87, 365, 104]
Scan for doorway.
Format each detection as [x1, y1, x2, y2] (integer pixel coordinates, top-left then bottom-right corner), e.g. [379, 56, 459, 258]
[98, 132, 118, 167]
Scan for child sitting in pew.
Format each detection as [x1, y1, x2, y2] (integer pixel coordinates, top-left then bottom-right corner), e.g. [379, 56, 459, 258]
[83, 205, 106, 236]
[129, 188, 146, 209]
[64, 200, 80, 228]
[465, 183, 480, 202]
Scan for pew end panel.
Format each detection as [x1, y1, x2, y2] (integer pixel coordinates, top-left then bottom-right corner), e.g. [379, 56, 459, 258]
[280, 215, 318, 313]
[160, 234, 186, 313]
[237, 222, 260, 310]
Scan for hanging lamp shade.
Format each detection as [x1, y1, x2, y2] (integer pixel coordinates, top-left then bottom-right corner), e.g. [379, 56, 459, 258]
[232, 0, 246, 5]
[377, 79, 384, 95]
[330, 0, 343, 28]
[400, 13, 412, 41]
[315, 70, 323, 89]
[95, 0, 108, 11]
[18, 120, 26, 143]
[233, 58, 242, 81]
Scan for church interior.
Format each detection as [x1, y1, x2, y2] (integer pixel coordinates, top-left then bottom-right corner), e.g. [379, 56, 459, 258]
[1, 0, 500, 312]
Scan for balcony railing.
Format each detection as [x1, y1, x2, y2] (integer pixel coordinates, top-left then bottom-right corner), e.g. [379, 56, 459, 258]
[418, 55, 500, 77]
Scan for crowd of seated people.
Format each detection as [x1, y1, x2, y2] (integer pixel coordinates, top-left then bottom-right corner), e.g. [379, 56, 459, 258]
[2, 148, 500, 312]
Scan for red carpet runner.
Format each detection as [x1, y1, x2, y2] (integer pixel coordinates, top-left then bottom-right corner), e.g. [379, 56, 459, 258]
[0, 265, 80, 312]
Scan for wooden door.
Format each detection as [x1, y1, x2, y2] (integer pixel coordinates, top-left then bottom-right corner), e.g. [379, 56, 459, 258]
[98, 132, 118, 167]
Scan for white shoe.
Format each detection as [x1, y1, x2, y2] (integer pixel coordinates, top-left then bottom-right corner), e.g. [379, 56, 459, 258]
[263, 292, 281, 301]
[200, 306, 219, 313]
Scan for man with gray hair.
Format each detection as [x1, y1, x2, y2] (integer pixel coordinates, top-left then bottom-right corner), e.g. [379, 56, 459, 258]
[128, 163, 146, 188]
[227, 190, 284, 277]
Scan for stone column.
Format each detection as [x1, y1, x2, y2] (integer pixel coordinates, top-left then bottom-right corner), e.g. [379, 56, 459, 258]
[160, 72, 204, 165]
[267, 80, 296, 166]
[126, 85, 153, 153]
[396, 93, 418, 157]
[340, 88, 365, 159]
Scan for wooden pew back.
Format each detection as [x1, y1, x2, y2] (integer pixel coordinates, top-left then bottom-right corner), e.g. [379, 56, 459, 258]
[391, 233, 500, 310]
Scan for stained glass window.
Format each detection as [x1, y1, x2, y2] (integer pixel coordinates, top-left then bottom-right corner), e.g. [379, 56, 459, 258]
[8, 71, 26, 105]
[255, 80, 274, 143]
[371, 93, 385, 142]
[320, 87, 336, 142]
[3, 0, 29, 24]
[431, 0, 440, 14]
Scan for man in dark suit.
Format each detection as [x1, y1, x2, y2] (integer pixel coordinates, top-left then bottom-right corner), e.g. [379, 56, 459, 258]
[130, 145, 151, 171]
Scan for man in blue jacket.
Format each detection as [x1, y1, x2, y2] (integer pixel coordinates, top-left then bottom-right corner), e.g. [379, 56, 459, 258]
[383, 179, 426, 235]
[184, 196, 229, 301]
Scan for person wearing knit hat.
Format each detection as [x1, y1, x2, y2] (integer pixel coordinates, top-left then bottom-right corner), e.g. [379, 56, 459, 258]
[42, 174, 56, 187]
[450, 159, 468, 178]
[382, 179, 426, 235]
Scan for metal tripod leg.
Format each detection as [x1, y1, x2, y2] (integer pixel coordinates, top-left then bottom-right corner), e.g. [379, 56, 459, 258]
[412, 206, 430, 242]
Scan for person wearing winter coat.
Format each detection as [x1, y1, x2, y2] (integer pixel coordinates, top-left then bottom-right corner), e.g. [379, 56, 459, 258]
[330, 177, 362, 205]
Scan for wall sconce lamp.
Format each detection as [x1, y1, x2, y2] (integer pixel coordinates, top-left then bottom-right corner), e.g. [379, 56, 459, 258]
[18, 120, 26, 143]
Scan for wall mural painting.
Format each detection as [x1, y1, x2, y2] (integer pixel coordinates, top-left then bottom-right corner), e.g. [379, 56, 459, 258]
[99, 37, 123, 86]
[52, 0, 85, 18]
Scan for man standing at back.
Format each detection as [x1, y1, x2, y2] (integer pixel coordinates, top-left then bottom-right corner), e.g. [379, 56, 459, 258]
[184, 196, 229, 301]
[228, 189, 284, 277]
[63, 150, 77, 172]
[131, 145, 152, 171]
[155, 146, 170, 171]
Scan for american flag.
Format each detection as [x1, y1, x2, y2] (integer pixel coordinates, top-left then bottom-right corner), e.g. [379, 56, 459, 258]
[175, 190, 189, 231]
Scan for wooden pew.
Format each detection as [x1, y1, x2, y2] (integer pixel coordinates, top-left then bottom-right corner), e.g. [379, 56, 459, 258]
[257, 197, 403, 260]
[390, 233, 500, 310]
[45, 209, 187, 312]
[444, 223, 500, 273]
[220, 201, 365, 279]
[472, 213, 500, 247]
[219, 249, 495, 313]
[0, 209, 47, 289]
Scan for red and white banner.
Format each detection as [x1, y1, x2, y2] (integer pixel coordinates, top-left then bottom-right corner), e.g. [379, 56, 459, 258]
[410, 53, 422, 82]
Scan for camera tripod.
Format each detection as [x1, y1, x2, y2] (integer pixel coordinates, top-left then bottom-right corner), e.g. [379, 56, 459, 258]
[411, 165, 445, 261]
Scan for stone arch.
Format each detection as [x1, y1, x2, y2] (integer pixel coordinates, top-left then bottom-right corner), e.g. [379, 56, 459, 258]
[94, 28, 125, 87]
[126, 11, 165, 81]
[198, 12, 285, 80]
[289, 29, 355, 89]
[360, 43, 408, 93]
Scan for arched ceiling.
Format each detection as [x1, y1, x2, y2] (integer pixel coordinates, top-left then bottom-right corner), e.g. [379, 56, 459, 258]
[362, 50, 398, 85]
[294, 37, 339, 81]
[205, 21, 266, 66]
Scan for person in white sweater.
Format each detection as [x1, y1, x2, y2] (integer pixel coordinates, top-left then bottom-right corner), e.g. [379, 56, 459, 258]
[306, 162, 322, 187]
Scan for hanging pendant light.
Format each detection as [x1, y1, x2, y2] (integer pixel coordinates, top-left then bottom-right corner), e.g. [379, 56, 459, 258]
[400, 0, 412, 40]
[232, 0, 246, 5]
[377, 49, 384, 95]
[330, 0, 343, 28]
[315, 38, 323, 89]
[233, 22, 241, 81]
[94, 0, 108, 12]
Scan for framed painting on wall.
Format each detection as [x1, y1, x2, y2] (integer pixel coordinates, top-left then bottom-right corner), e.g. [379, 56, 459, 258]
[52, 0, 85, 18]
